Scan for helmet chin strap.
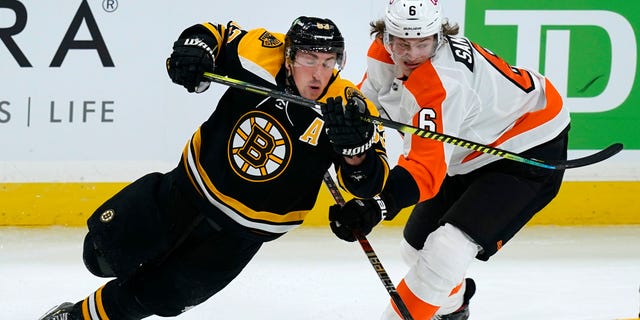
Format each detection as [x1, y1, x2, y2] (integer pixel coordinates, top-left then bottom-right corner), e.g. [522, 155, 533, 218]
[432, 30, 444, 55]
[284, 60, 300, 95]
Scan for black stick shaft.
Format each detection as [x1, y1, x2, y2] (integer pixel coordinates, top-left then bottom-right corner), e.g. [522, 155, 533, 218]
[322, 172, 414, 320]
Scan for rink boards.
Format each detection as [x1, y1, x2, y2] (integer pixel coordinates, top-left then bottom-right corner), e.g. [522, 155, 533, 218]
[1, 180, 638, 226]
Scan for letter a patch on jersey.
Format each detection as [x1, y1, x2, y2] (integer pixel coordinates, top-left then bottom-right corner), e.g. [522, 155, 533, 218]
[299, 118, 324, 146]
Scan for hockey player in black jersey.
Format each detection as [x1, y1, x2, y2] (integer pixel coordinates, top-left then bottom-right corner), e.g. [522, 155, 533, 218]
[39, 16, 389, 320]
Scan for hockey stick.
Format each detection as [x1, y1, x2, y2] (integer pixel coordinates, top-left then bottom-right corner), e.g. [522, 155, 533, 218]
[202, 72, 623, 170]
[322, 172, 414, 320]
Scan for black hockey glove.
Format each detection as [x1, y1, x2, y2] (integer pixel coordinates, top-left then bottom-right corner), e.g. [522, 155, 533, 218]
[321, 96, 376, 157]
[166, 37, 216, 93]
[328, 195, 388, 242]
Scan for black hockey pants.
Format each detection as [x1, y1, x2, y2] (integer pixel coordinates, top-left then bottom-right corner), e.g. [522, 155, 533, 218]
[83, 171, 262, 317]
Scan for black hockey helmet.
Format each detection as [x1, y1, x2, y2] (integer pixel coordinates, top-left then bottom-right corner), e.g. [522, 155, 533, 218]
[285, 16, 345, 70]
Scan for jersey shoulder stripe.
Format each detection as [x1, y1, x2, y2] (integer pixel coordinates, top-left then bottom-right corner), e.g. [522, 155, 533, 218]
[401, 63, 449, 202]
[461, 78, 565, 163]
[367, 38, 394, 64]
[237, 28, 286, 80]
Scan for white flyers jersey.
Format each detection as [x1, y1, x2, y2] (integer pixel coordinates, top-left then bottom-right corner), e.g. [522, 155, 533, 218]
[360, 36, 570, 202]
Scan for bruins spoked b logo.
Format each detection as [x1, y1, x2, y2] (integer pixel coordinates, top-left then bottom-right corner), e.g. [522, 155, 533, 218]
[228, 111, 292, 182]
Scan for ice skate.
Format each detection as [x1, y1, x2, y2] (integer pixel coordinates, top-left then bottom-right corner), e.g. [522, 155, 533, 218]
[433, 278, 476, 320]
[38, 302, 78, 320]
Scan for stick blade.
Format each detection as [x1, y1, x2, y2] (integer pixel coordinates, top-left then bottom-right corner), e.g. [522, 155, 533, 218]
[548, 143, 624, 169]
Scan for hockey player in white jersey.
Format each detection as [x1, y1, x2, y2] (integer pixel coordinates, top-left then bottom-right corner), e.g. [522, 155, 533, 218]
[327, 0, 571, 319]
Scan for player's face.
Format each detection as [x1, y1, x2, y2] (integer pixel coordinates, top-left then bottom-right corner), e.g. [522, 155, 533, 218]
[388, 35, 436, 76]
[290, 50, 336, 100]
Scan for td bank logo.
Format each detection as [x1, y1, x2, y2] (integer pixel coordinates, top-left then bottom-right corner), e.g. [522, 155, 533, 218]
[482, 10, 636, 113]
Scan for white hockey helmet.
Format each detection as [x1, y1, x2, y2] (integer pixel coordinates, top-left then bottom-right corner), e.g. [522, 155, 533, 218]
[385, 0, 442, 38]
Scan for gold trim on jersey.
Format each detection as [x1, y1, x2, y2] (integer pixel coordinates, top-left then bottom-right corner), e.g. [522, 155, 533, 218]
[237, 29, 285, 80]
[81, 284, 108, 320]
[335, 147, 390, 196]
[182, 129, 307, 234]
[201, 23, 224, 57]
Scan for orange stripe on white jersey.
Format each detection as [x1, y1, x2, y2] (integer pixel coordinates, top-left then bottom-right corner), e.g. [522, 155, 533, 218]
[397, 61, 448, 202]
[462, 78, 565, 163]
[368, 38, 394, 64]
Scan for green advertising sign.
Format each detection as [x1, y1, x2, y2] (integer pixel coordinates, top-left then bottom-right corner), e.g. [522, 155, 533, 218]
[464, 0, 639, 149]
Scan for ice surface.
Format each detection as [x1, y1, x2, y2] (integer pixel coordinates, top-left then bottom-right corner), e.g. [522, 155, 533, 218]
[1, 226, 639, 320]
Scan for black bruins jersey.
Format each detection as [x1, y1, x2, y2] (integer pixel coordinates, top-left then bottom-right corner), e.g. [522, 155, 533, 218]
[173, 21, 389, 241]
